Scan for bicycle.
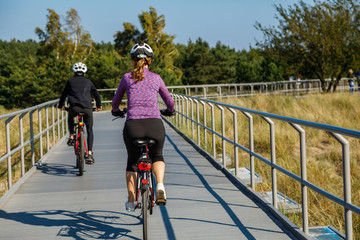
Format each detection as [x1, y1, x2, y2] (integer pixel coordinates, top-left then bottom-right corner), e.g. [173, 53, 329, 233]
[133, 138, 156, 240]
[112, 108, 174, 239]
[65, 107, 95, 176]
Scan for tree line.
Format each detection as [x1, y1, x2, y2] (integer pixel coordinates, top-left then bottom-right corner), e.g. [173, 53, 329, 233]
[1, 0, 359, 108]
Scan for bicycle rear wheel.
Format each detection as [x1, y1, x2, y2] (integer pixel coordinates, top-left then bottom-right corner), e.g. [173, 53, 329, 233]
[79, 132, 85, 176]
[142, 188, 149, 240]
[150, 172, 155, 215]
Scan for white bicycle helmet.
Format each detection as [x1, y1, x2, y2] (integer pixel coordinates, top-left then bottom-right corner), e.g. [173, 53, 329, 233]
[72, 62, 87, 73]
[130, 43, 153, 59]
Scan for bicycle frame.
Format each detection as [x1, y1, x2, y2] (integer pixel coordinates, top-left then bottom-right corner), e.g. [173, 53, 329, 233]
[135, 144, 154, 211]
[134, 141, 155, 240]
[74, 114, 87, 155]
[73, 114, 87, 176]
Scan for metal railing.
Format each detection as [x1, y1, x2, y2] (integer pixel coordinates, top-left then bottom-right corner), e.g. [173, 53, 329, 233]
[97, 79, 322, 105]
[0, 100, 68, 194]
[166, 80, 321, 98]
[160, 93, 360, 240]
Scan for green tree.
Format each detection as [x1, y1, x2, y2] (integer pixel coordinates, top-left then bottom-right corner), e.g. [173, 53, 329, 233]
[177, 38, 215, 85]
[65, 8, 93, 62]
[113, 6, 182, 85]
[256, 0, 360, 92]
[35, 9, 69, 60]
[236, 49, 264, 83]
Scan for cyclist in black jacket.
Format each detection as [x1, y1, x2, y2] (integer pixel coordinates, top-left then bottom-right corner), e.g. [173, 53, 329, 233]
[58, 62, 102, 164]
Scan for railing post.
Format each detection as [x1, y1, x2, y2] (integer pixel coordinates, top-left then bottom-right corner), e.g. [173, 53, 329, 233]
[200, 100, 207, 151]
[263, 117, 278, 210]
[290, 123, 308, 235]
[217, 105, 226, 166]
[330, 132, 352, 240]
[30, 110, 36, 165]
[207, 103, 216, 158]
[203, 87, 206, 99]
[46, 106, 50, 152]
[174, 95, 179, 128]
[5, 116, 15, 189]
[242, 111, 255, 190]
[186, 97, 190, 131]
[52, 105, 55, 146]
[181, 96, 185, 128]
[19, 112, 26, 177]
[57, 107, 60, 140]
[189, 98, 195, 139]
[38, 108, 43, 159]
[194, 99, 200, 145]
[229, 108, 238, 176]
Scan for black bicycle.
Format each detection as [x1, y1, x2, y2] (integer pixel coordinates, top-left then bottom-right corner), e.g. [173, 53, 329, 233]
[65, 107, 94, 176]
[112, 108, 174, 239]
[133, 138, 156, 240]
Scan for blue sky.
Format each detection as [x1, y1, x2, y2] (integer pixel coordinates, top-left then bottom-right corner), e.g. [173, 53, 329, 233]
[0, 0, 313, 50]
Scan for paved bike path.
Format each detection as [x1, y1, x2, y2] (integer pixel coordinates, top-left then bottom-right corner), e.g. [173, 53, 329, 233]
[0, 111, 297, 239]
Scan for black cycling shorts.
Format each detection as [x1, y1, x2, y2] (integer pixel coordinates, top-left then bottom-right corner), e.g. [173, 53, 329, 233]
[123, 118, 165, 172]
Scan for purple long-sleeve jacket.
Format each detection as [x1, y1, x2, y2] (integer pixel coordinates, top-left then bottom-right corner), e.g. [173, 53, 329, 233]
[112, 68, 174, 120]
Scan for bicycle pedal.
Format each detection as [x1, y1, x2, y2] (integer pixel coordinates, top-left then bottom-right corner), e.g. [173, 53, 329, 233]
[156, 199, 167, 205]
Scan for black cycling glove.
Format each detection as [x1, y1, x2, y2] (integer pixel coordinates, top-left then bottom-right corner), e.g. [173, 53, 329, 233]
[111, 109, 126, 118]
[160, 109, 175, 117]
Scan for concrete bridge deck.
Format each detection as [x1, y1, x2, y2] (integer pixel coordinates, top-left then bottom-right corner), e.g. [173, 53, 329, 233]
[0, 111, 300, 239]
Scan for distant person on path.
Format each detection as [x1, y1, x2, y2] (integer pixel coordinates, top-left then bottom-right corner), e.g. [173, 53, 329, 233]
[111, 43, 175, 212]
[350, 80, 355, 92]
[348, 69, 355, 93]
[58, 62, 102, 164]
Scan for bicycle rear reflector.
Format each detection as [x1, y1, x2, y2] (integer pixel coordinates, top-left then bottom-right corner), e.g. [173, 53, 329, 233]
[138, 162, 152, 171]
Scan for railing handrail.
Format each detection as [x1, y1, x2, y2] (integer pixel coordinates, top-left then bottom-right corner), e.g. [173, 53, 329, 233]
[97, 79, 322, 91]
[0, 99, 59, 120]
[176, 94, 360, 139]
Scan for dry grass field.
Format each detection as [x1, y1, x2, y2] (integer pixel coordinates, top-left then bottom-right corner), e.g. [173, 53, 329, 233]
[1, 93, 359, 237]
[174, 92, 360, 238]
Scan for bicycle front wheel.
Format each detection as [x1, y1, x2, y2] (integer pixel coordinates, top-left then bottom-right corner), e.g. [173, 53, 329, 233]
[142, 188, 149, 240]
[79, 131, 85, 176]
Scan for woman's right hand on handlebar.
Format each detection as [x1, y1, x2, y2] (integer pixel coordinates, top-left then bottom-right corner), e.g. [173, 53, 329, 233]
[111, 108, 127, 118]
[160, 109, 175, 117]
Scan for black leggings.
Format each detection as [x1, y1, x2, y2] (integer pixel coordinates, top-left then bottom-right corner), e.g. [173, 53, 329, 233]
[123, 118, 165, 172]
[68, 106, 94, 151]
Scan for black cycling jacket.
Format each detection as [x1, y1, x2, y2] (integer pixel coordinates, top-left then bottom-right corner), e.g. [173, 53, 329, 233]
[58, 75, 101, 109]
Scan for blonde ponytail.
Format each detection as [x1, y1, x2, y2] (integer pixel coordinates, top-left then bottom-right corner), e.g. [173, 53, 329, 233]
[132, 57, 151, 82]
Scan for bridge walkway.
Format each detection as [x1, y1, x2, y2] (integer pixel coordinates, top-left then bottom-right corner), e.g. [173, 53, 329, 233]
[0, 111, 299, 239]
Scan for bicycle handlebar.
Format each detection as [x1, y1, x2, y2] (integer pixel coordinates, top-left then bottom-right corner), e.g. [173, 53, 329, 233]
[63, 107, 98, 112]
[111, 108, 175, 120]
[111, 108, 127, 118]
[160, 109, 176, 117]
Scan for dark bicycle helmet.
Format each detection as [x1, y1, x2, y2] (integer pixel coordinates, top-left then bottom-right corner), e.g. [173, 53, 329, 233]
[130, 43, 154, 59]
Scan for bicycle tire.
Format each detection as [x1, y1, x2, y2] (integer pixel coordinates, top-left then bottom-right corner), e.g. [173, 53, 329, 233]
[76, 154, 80, 169]
[150, 172, 155, 215]
[79, 131, 85, 176]
[142, 187, 149, 240]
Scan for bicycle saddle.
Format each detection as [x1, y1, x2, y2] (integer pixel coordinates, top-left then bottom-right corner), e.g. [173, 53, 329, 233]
[133, 139, 156, 147]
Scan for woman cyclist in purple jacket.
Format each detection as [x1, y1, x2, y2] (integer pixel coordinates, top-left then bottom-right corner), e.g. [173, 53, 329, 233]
[111, 43, 175, 212]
